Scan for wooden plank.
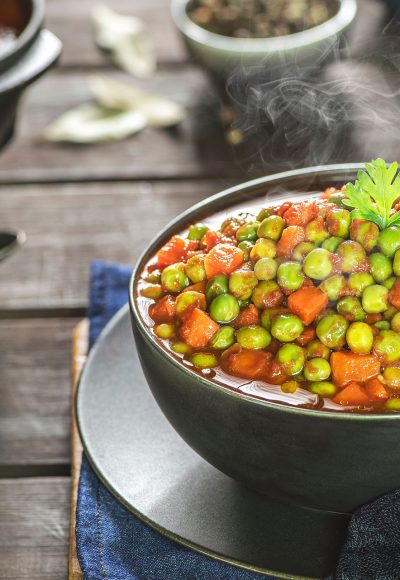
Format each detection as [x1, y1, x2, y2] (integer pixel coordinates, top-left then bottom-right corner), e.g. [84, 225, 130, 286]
[0, 179, 228, 311]
[0, 68, 241, 184]
[0, 477, 69, 579]
[47, 0, 187, 67]
[0, 318, 78, 469]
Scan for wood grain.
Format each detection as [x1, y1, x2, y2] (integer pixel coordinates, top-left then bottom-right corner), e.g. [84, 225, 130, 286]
[0, 318, 78, 470]
[0, 68, 243, 184]
[0, 179, 227, 311]
[0, 477, 69, 579]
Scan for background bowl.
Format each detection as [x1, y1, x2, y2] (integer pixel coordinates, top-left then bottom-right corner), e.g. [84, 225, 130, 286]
[130, 164, 400, 514]
[171, 0, 357, 80]
[0, 0, 62, 150]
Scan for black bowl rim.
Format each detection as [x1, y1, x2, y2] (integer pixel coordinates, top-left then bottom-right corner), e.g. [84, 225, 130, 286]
[0, 0, 45, 72]
[129, 163, 400, 422]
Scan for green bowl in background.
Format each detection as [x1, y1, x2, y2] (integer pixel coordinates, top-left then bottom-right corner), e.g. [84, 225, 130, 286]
[130, 164, 400, 514]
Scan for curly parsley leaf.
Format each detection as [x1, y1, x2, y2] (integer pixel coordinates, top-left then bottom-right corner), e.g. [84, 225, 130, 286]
[342, 159, 400, 230]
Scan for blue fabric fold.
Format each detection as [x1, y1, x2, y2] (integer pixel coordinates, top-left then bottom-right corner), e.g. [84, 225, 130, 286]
[76, 260, 400, 580]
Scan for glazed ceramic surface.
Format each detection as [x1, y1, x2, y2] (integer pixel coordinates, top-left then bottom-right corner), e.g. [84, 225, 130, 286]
[130, 165, 400, 513]
[171, 0, 357, 79]
[77, 306, 349, 579]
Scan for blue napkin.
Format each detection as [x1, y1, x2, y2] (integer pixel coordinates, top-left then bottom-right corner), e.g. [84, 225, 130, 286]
[76, 261, 400, 580]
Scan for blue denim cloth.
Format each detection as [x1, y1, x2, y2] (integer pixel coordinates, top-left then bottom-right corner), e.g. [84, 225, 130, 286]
[76, 261, 400, 580]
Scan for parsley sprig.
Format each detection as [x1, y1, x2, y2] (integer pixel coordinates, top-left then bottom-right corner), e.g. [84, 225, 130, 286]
[343, 159, 400, 230]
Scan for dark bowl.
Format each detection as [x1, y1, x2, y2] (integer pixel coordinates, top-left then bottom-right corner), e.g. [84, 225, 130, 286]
[129, 164, 400, 514]
[0, 0, 62, 150]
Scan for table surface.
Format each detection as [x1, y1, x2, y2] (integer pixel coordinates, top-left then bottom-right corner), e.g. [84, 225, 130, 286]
[0, 0, 397, 577]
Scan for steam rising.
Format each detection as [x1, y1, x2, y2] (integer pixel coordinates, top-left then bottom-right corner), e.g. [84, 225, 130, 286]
[225, 3, 400, 171]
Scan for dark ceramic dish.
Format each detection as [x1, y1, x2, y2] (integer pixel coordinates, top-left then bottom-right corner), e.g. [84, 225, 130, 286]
[0, 0, 61, 150]
[130, 165, 400, 514]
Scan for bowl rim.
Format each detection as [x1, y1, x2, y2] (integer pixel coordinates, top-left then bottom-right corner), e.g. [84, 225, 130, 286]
[129, 163, 400, 422]
[0, 0, 45, 72]
[171, 0, 357, 54]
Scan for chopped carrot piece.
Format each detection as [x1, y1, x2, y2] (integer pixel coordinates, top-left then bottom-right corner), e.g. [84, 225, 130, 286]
[288, 286, 328, 326]
[365, 378, 389, 400]
[233, 304, 260, 329]
[204, 244, 244, 278]
[296, 326, 316, 346]
[282, 201, 317, 227]
[332, 382, 372, 406]
[180, 308, 219, 348]
[277, 226, 305, 258]
[389, 279, 400, 309]
[220, 344, 272, 381]
[157, 236, 198, 268]
[183, 282, 207, 293]
[330, 352, 380, 387]
[149, 295, 176, 323]
[201, 230, 235, 252]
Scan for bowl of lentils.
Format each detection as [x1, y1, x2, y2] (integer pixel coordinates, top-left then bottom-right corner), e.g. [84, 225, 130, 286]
[171, 0, 357, 79]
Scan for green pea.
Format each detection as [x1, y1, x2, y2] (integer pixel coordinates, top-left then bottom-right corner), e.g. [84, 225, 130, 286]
[188, 223, 209, 241]
[271, 313, 304, 342]
[277, 261, 305, 292]
[321, 237, 344, 252]
[260, 307, 284, 330]
[210, 326, 235, 350]
[254, 257, 278, 281]
[347, 273, 374, 296]
[375, 320, 391, 330]
[229, 270, 258, 300]
[384, 277, 396, 290]
[306, 218, 330, 244]
[309, 381, 337, 397]
[191, 352, 218, 369]
[383, 367, 400, 388]
[346, 321, 374, 354]
[161, 263, 189, 293]
[209, 294, 240, 324]
[256, 207, 275, 221]
[185, 254, 206, 283]
[277, 344, 305, 375]
[257, 215, 285, 241]
[206, 275, 229, 302]
[384, 306, 398, 321]
[378, 227, 400, 257]
[362, 285, 389, 313]
[238, 298, 250, 309]
[385, 398, 400, 411]
[350, 220, 379, 252]
[337, 296, 365, 322]
[326, 207, 351, 237]
[281, 380, 300, 393]
[373, 330, 400, 364]
[145, 270, 161, 284]
[319, 274, 346, 301]
[250, 238, 277, 261]
[171, 341, 193, 355]
[236, 222, 259, 242]
[176, 291, 205, 317]
[337, 241, 367, 273]
[303, 248, 333, 280]
[306, 340, 331, 360]
[369, 253, 392, 283]
[316, 314, 348, 348]
[292, 241, 316, 262]
[304, 358, 331, 381]
[140, 284, 164, 299]
[391, 312, 400, 332]
[252, 281, 283, 309]
[154, 323, 176, 339]
[393, 249, 400, 277]
[236, 325, 271, 349]
[238, 240, 253, 261]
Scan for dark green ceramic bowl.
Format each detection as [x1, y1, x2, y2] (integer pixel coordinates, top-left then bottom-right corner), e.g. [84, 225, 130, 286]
[129, 165, 400, 514]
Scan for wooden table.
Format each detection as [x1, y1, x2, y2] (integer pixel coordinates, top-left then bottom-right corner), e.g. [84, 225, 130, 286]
[0, 0, 396, 577]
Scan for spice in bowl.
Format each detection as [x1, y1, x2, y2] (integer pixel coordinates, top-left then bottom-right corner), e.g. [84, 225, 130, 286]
[187, 0, 340, 39]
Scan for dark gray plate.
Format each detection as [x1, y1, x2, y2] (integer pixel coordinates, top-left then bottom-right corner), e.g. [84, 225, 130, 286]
[76, 306, 350, 579]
